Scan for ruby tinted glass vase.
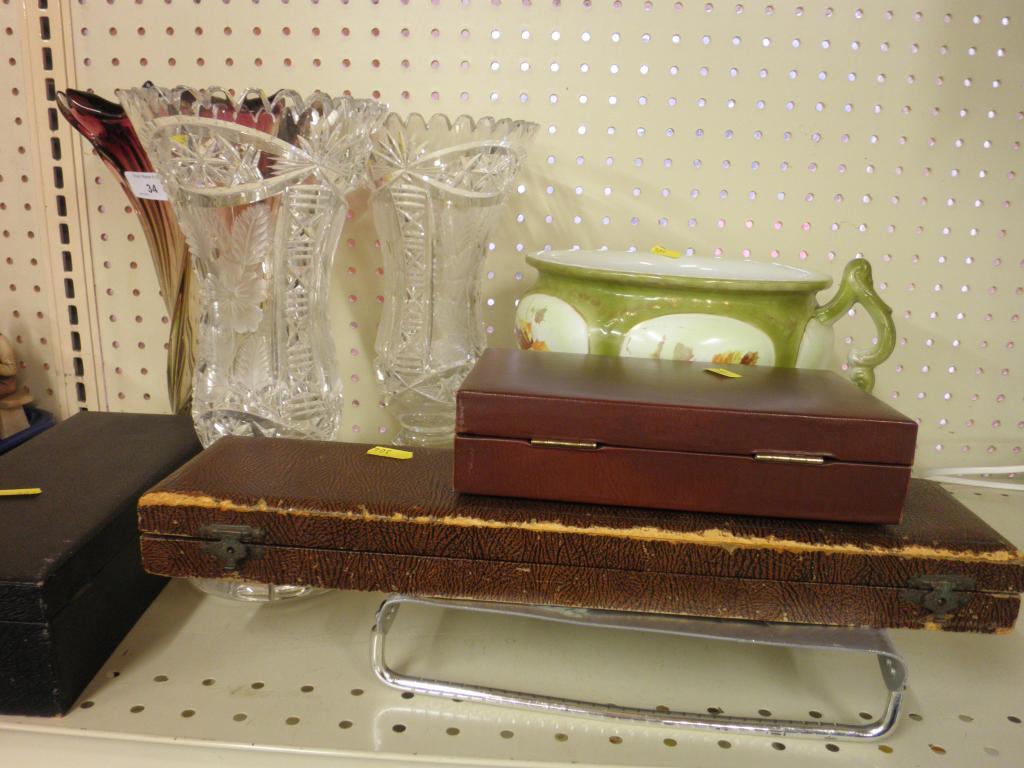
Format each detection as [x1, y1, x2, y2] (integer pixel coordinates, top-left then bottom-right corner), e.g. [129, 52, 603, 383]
[58, 88, 196, 415]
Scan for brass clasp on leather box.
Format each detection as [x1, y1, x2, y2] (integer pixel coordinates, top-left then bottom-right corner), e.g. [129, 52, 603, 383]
[753, 453, 826, 465]
[530, 438, 599, 450]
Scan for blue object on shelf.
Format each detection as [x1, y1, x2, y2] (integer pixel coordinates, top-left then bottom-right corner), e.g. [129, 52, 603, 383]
[0, 406, 55, 456]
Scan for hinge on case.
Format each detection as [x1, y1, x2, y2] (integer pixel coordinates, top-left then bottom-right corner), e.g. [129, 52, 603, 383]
[900, 575, 976, 620]
[530, 438, 599, 450]
[753, 453, 826, 465]
[199, 524, 265, 572]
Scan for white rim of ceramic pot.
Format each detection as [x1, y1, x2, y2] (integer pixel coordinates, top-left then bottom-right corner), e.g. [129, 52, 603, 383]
[526, 250, 833, 292]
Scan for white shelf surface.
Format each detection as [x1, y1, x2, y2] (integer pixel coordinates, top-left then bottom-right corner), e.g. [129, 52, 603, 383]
[2, 484, 1022, 767]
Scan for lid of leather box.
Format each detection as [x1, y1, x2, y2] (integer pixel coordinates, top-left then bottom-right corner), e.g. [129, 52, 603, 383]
[457, 349, 917, 466]
[137, 437, 1024, 595]
[0, 412, 201, 623]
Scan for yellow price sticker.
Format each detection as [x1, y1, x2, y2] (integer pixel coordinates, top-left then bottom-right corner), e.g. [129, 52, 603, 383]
[705, 367, 743, 379]
[170, 134, 188, 147]
[651, 245, 682, 258]
[367, 446, 414, 460]
[0, 488, 42, 497]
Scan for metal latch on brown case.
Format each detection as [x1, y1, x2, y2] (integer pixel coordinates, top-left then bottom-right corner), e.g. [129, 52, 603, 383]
[900, 575, 977, 620]
[199, 524, 265, 571]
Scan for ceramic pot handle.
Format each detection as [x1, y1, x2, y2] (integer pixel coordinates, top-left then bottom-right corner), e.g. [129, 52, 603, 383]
[814, 259, 895, 393]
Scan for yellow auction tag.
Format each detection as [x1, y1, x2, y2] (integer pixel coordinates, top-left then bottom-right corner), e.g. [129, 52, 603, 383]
[705, 368, 743, 379]
[0, 488, 42, 497]
[651, 245, 683, 258]
[367, 446, 414, 460]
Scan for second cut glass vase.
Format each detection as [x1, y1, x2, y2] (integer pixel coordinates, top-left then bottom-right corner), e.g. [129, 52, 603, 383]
[369, 113, 537, 446]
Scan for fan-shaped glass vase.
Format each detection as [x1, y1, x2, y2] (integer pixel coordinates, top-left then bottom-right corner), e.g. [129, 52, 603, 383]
[119, 85, 386, 447]
[57, 88, 196, 416]
[369, 113, 537, 446]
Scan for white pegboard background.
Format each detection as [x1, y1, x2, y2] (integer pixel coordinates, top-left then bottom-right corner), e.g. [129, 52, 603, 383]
[6, 0, 1023, 465]
[0, 0, 65, 417]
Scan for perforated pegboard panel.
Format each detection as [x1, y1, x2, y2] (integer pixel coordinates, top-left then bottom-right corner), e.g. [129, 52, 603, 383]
[23, 0, 1024, 463]
[0, 0, 65, 417]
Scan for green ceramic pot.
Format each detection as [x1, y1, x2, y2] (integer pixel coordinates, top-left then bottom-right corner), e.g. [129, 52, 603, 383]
[514, 251, 895, 392]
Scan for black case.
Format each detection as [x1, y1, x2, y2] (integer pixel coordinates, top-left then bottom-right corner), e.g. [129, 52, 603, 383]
[0, 412, 200, 716]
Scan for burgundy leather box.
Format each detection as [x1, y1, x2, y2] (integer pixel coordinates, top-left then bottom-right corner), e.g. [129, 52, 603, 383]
[454, 349, 918, 524]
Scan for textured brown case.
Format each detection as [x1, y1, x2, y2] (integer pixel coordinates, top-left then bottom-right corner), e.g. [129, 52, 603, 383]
[455, 349, 918, 524]
[137, 437, 1024, 633]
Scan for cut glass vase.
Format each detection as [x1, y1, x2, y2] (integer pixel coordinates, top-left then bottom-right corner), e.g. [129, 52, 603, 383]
[119, 86, 385, 446]
[369, 113, 537, 446]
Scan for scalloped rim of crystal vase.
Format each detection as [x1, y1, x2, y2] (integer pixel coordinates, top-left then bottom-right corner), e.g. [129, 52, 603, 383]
[378, 112, 539, 147]
[115, 85, 388, 127]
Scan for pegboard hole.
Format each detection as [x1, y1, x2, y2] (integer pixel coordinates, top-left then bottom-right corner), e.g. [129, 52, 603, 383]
[233, 713, 247, 722]
[339, 720, 353, 729]
[826, 743, 840, 752]
[201, 678, 215, 686]
[717, 740, 732, 749]
[930, 745, 947, 755]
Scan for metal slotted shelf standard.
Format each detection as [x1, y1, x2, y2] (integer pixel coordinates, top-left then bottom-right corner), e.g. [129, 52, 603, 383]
[1, 484, 1022, 767]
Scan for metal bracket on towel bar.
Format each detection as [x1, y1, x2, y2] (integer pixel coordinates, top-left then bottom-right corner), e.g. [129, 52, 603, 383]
[371, 594, 907, 741]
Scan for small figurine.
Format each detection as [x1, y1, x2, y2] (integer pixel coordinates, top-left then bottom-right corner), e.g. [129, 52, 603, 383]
[0, 333, 33, 438]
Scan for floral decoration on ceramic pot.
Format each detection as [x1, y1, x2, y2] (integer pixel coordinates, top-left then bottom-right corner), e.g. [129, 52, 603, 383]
[515, 250, 895, 392]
